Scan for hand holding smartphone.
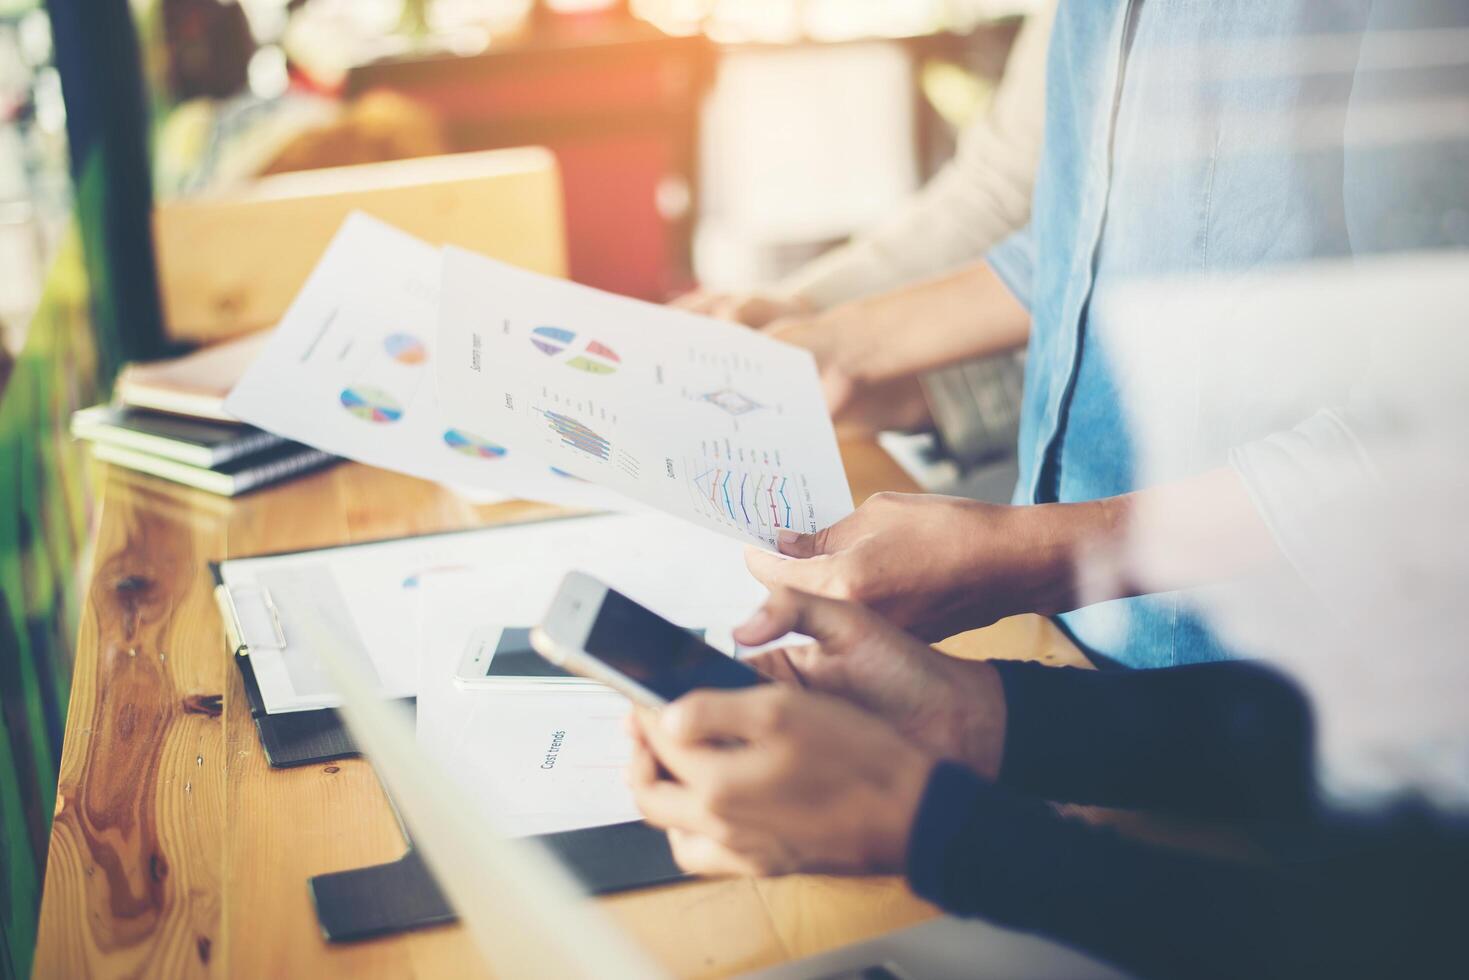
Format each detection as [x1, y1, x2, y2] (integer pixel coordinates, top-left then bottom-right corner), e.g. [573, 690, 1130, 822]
[530, 572, 765, 708]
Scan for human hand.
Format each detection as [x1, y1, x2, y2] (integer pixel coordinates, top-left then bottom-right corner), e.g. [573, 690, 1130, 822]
[670, 289, 812, 329]
[747, 492, 1092, 641]
[734, 587, 1005, 777]
[764, 314, 932, 435]
[627, 685, 935, 876]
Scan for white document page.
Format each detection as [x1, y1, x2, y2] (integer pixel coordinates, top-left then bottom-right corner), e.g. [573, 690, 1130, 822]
[227, 512, 766, 714]
[415, 586, 640, 837]
[409, 513, 772, 835]
[224, 213, 628, 511]
[436, 246, 855, 550]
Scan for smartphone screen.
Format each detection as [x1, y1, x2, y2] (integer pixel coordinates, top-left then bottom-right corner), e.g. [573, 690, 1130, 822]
[584, 589, 764, 701]
[482, 627, 575, 679]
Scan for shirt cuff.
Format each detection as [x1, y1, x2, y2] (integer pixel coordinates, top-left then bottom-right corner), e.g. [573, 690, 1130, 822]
[905, 760, 990, 905]
[905, 759, 1060, 916]
[985, 226, 1037, 313]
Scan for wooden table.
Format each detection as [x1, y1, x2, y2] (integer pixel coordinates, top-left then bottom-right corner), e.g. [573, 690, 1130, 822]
[33, 440, 1090, 978]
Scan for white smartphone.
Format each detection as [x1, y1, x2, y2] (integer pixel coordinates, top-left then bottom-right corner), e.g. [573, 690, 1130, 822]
[452, 626, 606, 692]
[530, 572, 765, 708]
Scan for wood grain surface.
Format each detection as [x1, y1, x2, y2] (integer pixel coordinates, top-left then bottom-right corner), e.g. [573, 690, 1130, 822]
[34, 444, 1090, 978]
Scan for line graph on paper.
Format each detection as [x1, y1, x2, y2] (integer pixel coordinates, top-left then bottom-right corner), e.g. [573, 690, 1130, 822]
[684, 456, 813, 543]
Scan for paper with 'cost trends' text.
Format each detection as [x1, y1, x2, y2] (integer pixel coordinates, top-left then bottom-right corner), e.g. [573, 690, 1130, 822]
[436, 246, 854, 550]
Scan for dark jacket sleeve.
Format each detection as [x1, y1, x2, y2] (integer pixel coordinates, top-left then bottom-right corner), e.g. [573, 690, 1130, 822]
[993, 659, 1315, 819]
[907, 762, 1469, 980]
[905, 660, 1469, 979]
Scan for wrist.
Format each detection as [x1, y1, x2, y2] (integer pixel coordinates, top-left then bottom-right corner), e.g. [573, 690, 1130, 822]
[814, 297, 901, 388]
[904, 760, 990, 904]
[869, 748, 938, 873]
[933, 657, 1007, 780]
[995, 498, 1131, 616]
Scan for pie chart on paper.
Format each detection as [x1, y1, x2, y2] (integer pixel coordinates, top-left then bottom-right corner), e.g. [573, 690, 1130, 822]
[529, 326, 621, 375]
[340, 385, 404, 423]
[383, 332, 428, 365]
[443, 428, 508, 460]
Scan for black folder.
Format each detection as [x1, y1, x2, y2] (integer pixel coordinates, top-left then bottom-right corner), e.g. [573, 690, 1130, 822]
[309, 821, 686, 942]
[234, 648, 366, 766]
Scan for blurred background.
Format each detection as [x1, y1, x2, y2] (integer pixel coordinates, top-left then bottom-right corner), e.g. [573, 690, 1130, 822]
[0, 2, 1036, 977]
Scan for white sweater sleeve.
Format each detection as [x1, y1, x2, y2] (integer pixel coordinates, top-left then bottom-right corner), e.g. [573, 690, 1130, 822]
[777, 1, 1054, 309]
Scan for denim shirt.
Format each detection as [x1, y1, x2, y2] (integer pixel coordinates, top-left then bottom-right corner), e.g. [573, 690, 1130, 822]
[987, 2, 1391, 668]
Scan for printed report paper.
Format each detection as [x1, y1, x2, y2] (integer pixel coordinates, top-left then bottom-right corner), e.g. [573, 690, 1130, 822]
[227, 512, 767, 714]
[436, 246, 854, 550]
[414, 585, 640, 837]
[225, 213, 629, 511]
[410, 512, 774, 835]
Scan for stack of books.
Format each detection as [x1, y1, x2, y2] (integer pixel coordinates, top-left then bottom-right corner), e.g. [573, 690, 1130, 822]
[71, 333, 339, 496]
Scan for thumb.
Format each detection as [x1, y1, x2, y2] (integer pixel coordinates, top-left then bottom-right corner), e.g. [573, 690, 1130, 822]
[775, 526, 828, 559]
[671, 290, 717, 313]
[733, 586, 866, 647]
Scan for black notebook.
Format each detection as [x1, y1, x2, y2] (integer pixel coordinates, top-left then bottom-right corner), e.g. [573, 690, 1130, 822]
[93, 439, 340, 497]
[71, 403, 285, 467]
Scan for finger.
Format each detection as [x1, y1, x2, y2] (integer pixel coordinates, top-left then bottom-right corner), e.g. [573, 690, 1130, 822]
[739, 647, 807, 686]
[734, 587, 868, 647]
[760, 314, 807, 340]
[658, 686, 793, 747]
[730, 296, 788, 328]
[743, 546, 814, 592]
[636, 710, 719, 786]
[625, 735, 660, 789]
[666, 829, 760, 877]
[632, 778, 720, 838]
[776, 527, 828, 559]
[633, 706, 703, 782]
[670, 290, 717, 313]
[821, 368, 858, 418]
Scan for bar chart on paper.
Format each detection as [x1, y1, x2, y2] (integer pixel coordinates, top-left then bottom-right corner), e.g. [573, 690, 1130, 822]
[532, 400, 641, 482]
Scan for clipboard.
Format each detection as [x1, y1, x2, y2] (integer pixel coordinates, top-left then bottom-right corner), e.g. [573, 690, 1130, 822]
[209, 514, 701, 935]
[209, 514, 598, 768]
[211, 568, 363, 766]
